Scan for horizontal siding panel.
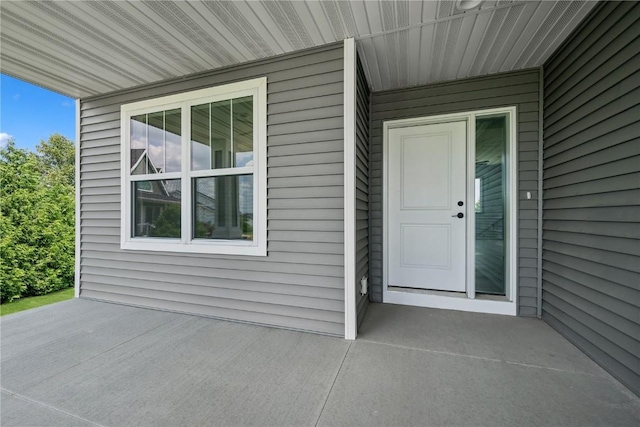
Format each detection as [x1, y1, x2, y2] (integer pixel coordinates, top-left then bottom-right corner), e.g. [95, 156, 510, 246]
[78, 44, 346, 336]
[269, 186, 343, 199]
[81, 281, 343, 314]
[79, 265, 342, 298]
[543, 291, 638, 376]
[268, 175, 343, 188]
[542, 250, 638, 291]
[268, 151, 343, 166]
[543, 206, 640, 223]
[80, 291, 342, 336]
[543, 240, 639, 273]
[268, 94, 343, 115]
[544, 309, 639, 397]
[268, 220, 343, 232]
[542, 268, 638, 325]
[543, 190, 640, 210]
[268, 198, 343, 210]
[268, 128, 343, 146]
[268, 140, 343, 157]
[267, 163, 343, 178]
[81, 259, 342, 289]
[372, 70, 539, 104]
[81, 243, 344, 267]
[543, 156, 639, 189]
[543, 173, 639, 199]
[82, 251, 344, 278]
[544, 140, 640, 179]
[543, 220, 640, 239]
[268, 105, 343, 126]
[543, 126, 637, 167]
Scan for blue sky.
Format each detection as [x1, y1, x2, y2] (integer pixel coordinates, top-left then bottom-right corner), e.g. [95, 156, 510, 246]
[1, 74, 76, 151]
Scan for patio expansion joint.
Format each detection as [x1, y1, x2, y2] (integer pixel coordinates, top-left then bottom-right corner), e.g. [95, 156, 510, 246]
[314, 341, 352, 427]
[357, 338, 608, 378]
[1, 388, 104, 427]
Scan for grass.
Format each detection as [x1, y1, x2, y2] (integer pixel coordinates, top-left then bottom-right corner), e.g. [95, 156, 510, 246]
[0, 287, 75, 316]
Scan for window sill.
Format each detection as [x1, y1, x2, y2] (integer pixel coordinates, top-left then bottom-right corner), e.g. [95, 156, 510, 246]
[121, 239, 267, 256]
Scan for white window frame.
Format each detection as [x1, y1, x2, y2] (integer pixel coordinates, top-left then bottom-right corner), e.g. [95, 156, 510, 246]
[120, 77, 267, 256]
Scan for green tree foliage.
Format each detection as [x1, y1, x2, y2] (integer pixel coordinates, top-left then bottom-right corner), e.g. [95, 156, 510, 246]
[148, 204, 181, 238]
[1, 136, 75, 303]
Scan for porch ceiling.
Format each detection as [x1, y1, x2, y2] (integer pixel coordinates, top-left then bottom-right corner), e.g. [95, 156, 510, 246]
[0, 1, 596, 98]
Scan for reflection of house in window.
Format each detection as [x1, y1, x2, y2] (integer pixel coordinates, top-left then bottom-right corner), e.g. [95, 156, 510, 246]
[475, 116, 507, 296]
[132, 151, 184, 238]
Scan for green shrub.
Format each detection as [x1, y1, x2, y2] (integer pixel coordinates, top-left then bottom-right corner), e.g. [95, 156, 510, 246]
[0, 136, 75, 303]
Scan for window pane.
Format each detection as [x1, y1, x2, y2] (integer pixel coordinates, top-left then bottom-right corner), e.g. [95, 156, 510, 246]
[133, 179, 181, 238]
[233, 96, 253, 167]
[130, 109, 181, 175]
[130, 114, 148, 175]
[193, 175, 253, 240]
[475, 115, 507, 296]
[191, 97, 253, 171]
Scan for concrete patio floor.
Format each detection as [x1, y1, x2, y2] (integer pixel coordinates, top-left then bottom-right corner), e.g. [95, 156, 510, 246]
[1, 299, 638, 426]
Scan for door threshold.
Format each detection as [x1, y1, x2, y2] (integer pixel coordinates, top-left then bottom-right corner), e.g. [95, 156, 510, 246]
[384, 287, 516, 316]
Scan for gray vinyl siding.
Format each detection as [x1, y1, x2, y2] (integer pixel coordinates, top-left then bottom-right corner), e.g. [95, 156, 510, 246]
[542, 1, 640, 395]
[355, 54, 371, 327]
[368, 69, 541, 316]
[78, 44, 346, 336]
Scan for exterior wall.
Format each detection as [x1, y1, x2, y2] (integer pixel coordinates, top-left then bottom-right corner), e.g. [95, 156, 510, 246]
[78, 44, 346, 336]
[355, 54, 370, 327]
[369, 69, 542, 316]
[542, 1, 640, 395]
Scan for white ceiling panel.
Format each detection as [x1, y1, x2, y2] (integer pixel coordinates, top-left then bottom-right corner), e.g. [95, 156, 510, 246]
[0, 0, 598, 97]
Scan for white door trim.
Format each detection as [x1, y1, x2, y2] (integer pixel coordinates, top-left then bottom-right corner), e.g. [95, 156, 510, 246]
[382, 107, 518, 316]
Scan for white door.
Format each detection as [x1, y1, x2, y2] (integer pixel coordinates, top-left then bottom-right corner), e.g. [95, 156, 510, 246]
[388, 121, 467, 292]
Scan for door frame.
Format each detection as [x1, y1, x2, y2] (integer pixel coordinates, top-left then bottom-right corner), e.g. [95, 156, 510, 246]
[382, 106, 517, 316]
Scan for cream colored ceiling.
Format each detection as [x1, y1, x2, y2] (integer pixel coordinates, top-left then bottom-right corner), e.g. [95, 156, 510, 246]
[0, 1, 597, 98]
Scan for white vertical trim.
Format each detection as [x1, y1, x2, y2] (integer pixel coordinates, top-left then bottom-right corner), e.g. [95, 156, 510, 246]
[344, 38, 357, 340]
[74, 99, 81, 298]
[256, 77, 268, 258]
[181, 101, 191, 244]
[506, 106, 519, 305]
[466, 117, 476, 299]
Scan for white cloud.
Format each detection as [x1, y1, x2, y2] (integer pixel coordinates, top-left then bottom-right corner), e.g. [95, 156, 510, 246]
[0, 132, 12, 148]
[12, 94, 20, 101]
[61, 101, 73, 107]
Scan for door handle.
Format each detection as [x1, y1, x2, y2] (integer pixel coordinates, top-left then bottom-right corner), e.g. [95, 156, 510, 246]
[452, 212, 464, 218]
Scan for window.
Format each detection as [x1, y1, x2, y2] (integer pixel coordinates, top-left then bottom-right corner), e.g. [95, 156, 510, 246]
[120, 78, 267, 256]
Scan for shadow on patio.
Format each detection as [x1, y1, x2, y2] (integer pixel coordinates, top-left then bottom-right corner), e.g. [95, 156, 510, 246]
[1, 299, 638, 426]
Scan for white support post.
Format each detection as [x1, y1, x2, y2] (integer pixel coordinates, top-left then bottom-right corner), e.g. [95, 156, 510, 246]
[344, 38, 357, 340]
[74, 99, 81, 298]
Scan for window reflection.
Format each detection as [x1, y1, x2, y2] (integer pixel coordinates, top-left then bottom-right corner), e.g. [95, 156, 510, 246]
[191, 96, 253, 171]
[475, 115, 507, 296]
[193, 175, 253, 240]
[130, 109, 181, 175]
[133, 179, 181, 238]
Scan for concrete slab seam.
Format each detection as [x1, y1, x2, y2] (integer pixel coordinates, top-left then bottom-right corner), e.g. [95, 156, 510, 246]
[357, 339, 608, 378]
[314, 342, 352, 427]
[1, 388, 103, 427]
